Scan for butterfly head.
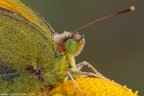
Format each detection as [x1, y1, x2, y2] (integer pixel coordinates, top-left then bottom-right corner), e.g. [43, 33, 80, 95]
[54, 31, 85, 56]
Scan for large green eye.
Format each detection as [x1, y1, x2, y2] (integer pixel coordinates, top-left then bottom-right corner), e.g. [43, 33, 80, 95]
[65, 39, 78, 54]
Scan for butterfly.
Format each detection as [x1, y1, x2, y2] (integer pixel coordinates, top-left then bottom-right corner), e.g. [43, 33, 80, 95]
[0, 0, 96, 94]
[0, 0, 135, 95]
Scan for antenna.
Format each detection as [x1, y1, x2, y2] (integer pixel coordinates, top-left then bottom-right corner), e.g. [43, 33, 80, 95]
[72, 6, 135, 34]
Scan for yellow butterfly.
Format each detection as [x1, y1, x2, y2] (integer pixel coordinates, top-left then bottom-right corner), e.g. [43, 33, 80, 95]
[0, 0, 135, 95]
[0, 0, 86, 93]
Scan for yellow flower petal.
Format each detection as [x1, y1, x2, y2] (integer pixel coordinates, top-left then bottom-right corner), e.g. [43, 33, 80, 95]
[47, 78, 138, 96]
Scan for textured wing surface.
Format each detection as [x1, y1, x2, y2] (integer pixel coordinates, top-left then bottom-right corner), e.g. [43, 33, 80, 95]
[0, 8, 56, 93]
[0, 0, 54, 35]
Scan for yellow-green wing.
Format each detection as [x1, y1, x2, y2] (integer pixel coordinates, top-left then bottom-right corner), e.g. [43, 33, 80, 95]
[0, 0, 54, 35]
[0, 8, 56, 93]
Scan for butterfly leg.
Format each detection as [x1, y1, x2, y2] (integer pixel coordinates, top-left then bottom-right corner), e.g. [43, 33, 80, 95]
[67, 71, 88, 96]
[76, 61, 109, 80]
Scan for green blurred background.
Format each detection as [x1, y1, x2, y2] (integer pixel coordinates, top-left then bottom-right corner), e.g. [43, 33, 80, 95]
[23, 0, 143, 95]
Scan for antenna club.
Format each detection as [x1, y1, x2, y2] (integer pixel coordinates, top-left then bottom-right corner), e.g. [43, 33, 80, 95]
[130, 6, 135, 11]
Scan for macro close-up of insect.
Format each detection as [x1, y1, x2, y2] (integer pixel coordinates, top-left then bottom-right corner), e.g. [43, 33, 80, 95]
[0, 0, 142, 96]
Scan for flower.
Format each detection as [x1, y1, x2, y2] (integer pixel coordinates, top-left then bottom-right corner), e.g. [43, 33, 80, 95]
[47, 78, 138, 96]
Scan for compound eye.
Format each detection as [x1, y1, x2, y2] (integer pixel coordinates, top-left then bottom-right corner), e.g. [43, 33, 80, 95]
[65, 39, 78, 54]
